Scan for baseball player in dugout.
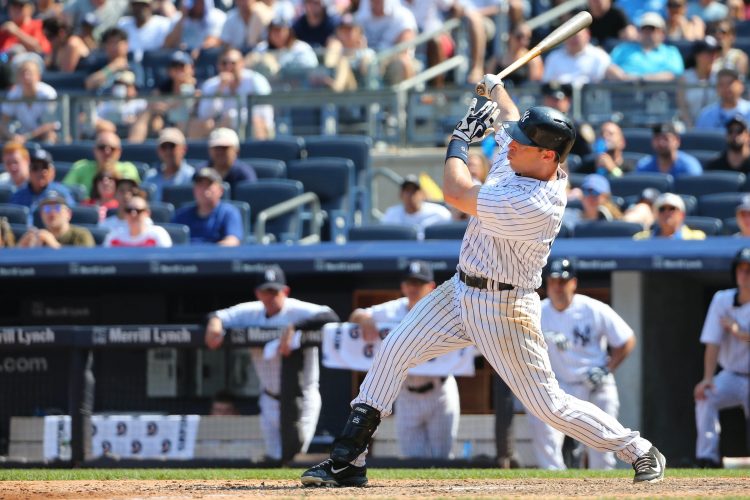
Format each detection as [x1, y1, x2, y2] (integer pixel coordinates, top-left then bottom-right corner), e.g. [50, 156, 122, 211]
[204, 265, 339, 462]
[348, 260, 460, 459]
[301, 75, 666, 487]
[694, 247, 750, 468]
[530, 258, 636, 470]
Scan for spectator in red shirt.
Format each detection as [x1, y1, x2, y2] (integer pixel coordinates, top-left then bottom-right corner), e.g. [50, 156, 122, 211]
[0, 0, 52, 54]
[82, 170, 120, 222]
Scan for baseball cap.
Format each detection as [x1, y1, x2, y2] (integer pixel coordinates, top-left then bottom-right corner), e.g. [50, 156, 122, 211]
[38, 190, 69, 208]
[693, 35, 720, 55]
[652, 122, 680, 136]
[170, 51, 193, 66]
[30, 148, 53, 166]
[547, 258, 576, 279]
[653, 192, 685, 213]
[736, 195, 750, 213]
[192, 167, 223, 184]
[639, 12, 665, 30]
[581, 174, 610, 196]
[208, 127, 240, 149]
[401, 174, 421, 190]
[269, 11, 293, 28]
[158, 127, 186, 146]
[256, 265, 287, 291]
[542, 82, 571, 100]
[402, 260, 434, 283]
[726, 114, 748, 131]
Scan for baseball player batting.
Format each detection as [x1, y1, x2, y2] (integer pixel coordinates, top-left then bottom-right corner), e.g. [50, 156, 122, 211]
[530, 258, 636, 470]
[301, 76, 666, 487]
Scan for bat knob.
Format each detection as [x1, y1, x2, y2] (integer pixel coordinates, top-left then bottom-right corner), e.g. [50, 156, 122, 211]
[475, 83, 488, 97]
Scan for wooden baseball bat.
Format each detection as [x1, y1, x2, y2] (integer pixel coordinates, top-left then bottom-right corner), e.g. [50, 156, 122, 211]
[476, 11, 593, 97]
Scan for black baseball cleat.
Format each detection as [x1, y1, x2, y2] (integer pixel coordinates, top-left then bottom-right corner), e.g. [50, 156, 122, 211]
[300, 458, 368, 487]
[632, 446, 666, 483]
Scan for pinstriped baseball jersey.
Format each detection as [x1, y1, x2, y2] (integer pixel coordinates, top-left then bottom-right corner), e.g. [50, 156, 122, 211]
[700, 289, 750, 373]
[459, 127, 568, 289]
[541, 294, 634, 383]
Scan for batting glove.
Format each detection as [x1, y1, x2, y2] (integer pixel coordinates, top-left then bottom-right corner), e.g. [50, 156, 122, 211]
[584, 366, 609, 391]
[480, 74, 504, 95]
[546, 332, 569, 352]
[453, 98, 500, 143]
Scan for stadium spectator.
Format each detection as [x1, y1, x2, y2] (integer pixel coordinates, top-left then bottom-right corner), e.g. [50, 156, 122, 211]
[695, 69, 750, 130]
[150, 51, 197, 133]
[94, 70, 150, 142]
[152, 0, 179, 19]
[246, 12, 319, 80]
[172, 167, 243, 245]
[35, 0, 63, 19]
[633, 192, 706, 240]
[78, 13, 100, 50]
[210, 390, 240, 415]
[144, 128, 196, 202]
[582, 121, 632, 177]
[99, 178, 146, 231]
[693, 247, 750, 469]
[542, 27, 616, 85]
[635, 122, 703, 178]
[0, 141, 30, 189]
[321, 13, 375, 91]
[104, 193, 172, 247]
[727, 0, 746, 21]
[355, 0, 419, 85]
[82, 170, 119, 222]
[587, 0, 637, 47]
[432, 0, 488, 85]
[566, 174, 622, 228]
[381, 174, 451, 240]
[665, 0, 704, 41]
[17, 191, 95, 248]
[622, 187, 660, 230]
[192, 47, 274, 140]
[0, 54, 59, 144]
[616, 0, 667, 23]
[0, 217, 16, 248]
[10, 148, 74, 213]
[708, 19, 749, 77]
[0, 0, 51, 54]
[63, 131, 141, 197]
[678, 36, 720, 127]
[734, 197, 750, 237]
[219, 0, 273, 51]
[63, 0, 127, 40]
[688, 0, 729, 23]
[293, 0, 338, 49]
[488, 23, 542, 87]
[164, 0, 227, 53]
[204, 127, 257, 191]
[609, 12, 684, 82]
[116, 0, 172, 53]
[42, 17, 90, 72]
[84, 27, 131, 92]
[541, 83, 593, 158]
[705, 114, 750, 174]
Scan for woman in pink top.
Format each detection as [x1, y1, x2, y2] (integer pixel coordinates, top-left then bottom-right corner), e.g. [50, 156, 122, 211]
[103, 194, 172, 247]
[82, 170, 119, 222]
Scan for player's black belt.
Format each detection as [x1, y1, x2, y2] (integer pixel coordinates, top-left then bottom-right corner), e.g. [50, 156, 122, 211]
[407, 377, 447, 393]
[263, 389, 281, 400]
[458, 269, 514, 291]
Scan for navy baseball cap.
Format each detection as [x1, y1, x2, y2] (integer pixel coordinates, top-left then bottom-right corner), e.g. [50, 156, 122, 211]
[547, 258, 576, 279]
[256, 265, 287, 291]
[402, 260, 434, 283]
[170, 51, 193, 67]
[581, 174, 610, 195]
[38, 190, 69, 208]
[401, 174, 421, 190]
[30, 148, 53, 165]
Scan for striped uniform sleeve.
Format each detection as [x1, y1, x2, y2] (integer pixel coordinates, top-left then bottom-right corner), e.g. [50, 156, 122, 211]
[475, 181, 562, 242]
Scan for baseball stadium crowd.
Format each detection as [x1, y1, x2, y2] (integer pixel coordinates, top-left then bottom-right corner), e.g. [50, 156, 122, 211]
[0, 0, 748, 470]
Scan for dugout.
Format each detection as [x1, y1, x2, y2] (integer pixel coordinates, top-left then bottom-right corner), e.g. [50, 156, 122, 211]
[0, 238, 747, 466]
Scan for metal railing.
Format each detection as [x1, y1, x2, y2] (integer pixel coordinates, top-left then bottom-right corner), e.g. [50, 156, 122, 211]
[254, 192, 322, 245]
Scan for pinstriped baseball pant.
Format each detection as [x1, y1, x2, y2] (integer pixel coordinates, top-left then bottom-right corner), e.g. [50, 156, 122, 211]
[353, 274, 652, 465]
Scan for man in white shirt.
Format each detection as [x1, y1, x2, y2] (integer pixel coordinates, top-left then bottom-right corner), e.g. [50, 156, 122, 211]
[117, 0, 172, 53]
[220, 0, 273, 51]
[164, 0, 227, 52]
[542, 28, 617, 85]
[381, 174, 451, 239]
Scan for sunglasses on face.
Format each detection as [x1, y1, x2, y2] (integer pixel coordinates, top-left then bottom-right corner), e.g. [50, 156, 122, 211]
[220, 59, 239, 66]
[96, 144, 118, 152]
[582, 187, 602, 196]
[30, 163, 51, 172]
[125, 207, 147, 215]
[42, 204, 63, 214]
[658, 205, 678, 213]
[159, 142, 177, 150]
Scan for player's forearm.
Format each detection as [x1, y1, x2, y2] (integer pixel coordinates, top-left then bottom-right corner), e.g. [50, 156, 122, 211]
[702, 343, 720, 381]
[444, 157, 480, 216]
[607, 336, 635, 372]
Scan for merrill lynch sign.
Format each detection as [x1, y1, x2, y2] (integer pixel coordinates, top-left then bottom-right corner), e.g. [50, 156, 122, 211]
[92, 327, 193, 346]
[0, 328, 55, 345]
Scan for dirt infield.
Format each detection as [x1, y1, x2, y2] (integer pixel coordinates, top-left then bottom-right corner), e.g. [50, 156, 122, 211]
[1, 478, 749, 499]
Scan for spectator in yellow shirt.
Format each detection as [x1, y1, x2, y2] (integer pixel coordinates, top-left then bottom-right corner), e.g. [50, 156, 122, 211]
[633, 192, 706, 240]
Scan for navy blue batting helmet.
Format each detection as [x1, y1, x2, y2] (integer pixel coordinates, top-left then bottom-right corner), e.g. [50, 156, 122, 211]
[502, 106, 576, 162]
[546, 258, 576, 280]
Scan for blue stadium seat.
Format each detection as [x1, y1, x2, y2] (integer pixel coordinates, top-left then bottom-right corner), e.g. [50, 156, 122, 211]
[0, 184, 14, 203]
[148, 201, 175, 224]
[44, 143, 96, 162]
[683, 216, 723, 236]
[140, 182, 158, 201]
[622, 128, 653, 154]
[243, 158, 286, 179]
[52, 161, 75, 182]
[70, 205, 100, 225]
[227, 200, 251, 241]
[42, 71, 88, 92]
[9, 223, 29, 242]
[233, 179, 304, 242]
[348, 224, 418, 241]
[141, 49, 178, 88]
[120, 143, 160, 165]
[736, 20, 750, 38]
[67, 184, 87, 203]
[680, 129, 726, 151]
[674, 172, 746, 197]
[76, 51, 108, 73]
[698, 192, 748, 219]
[239, 137, 305, 164]
[194, 47, 222, 81]
[568, 173, 587, 188]
[0, 203, 29, 225]
[163, 182, 230, 208]
[557, 222, 572, 239]
[424, 221, 469, 240]
[78, 224, 110, 246]
[683, 150, 720, 168]
[723, 217, 739, 235]
[156, 222, 190, 245]
[610, 172, 674, 198]
[572, 220, 643, 238]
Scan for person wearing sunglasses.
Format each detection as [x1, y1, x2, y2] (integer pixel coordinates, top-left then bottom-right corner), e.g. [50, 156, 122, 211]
[10, 148, 74, 216]
[103, 193, 172, 247]
[635, 122, 703, 178]
[633, 192, 705, 240]
[705, 114, 750, 175]
[707, 19, 748, 77]
[62, 130, 141, 198]
[143, 128, 195, 202]
[17, 190, 94, 248]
